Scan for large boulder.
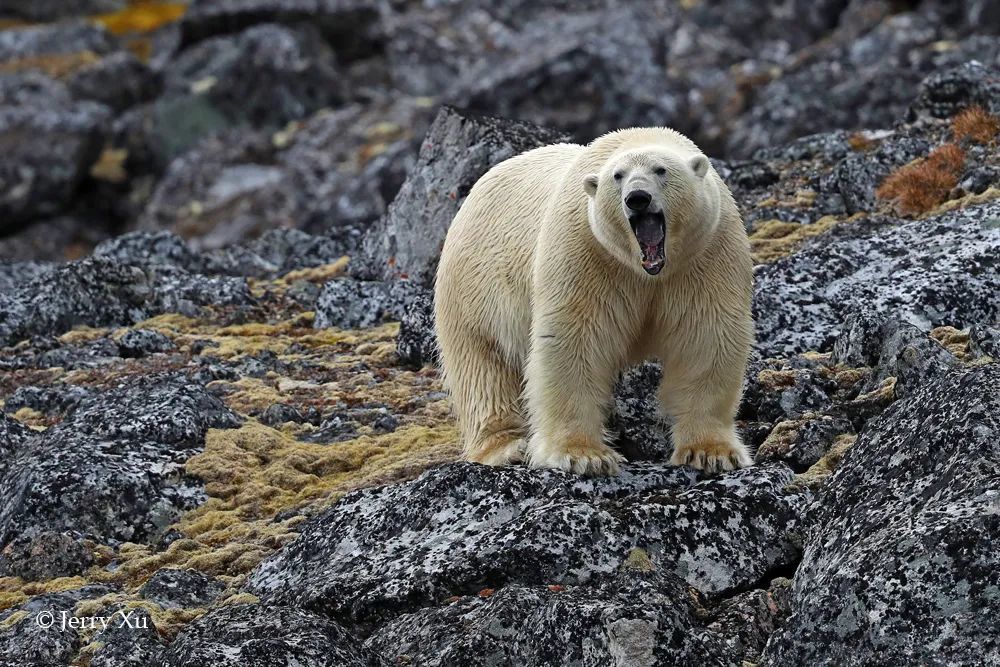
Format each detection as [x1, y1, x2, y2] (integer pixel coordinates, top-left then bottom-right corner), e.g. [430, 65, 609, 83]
[152, 23, 344, 161]
[0, 73, 110, 230]
[0, 375, 241, 548]
[353, 106, 570, 285]
[161, 603, 383, 667]
[753, 200, 1000, 357]
[761, 364, 1000, 665]
[247, 462, 807, 628]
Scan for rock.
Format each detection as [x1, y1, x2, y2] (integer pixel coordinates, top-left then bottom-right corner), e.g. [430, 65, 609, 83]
[89, 607, 165, 667]
[354, 106, 570, 285]
[753, 200, 1000, 357]
[247, 462, 806, 629]
[276, 98, 433, 238]
[366, 567, 731, 666]
[0, 531, 93, 581]
[0, 375, 241, 548]
[260, 402, 316, 427]
[117, 328, 176, 358]
[303, 405, 398, 444]
[0, 414, 31, 479]
[0, 73, 111, 230]
[755, 414, 853, 472]
[161, 603, 382, 667]
[829, 133, 929, 214]
[0, 214, 113, 264]
[0, 583, 118, 665]
[761, 364, 1000, 665]
[0, 257, 254, 348]
[178, 0, 383, 61]
[706, 577, 794, 664]
[607, 362, 672, 462]
[447, 9, 685, 142]
[0, 258, 150, 348]
[95, 230, 206, 273]
[152, 24, 344, 161]
[969, 324, 1000, 358]
[0, 0, 124, 21]
[139, 568, 226, 609]
[394, 287, 436, 368]
[66, 51, 162, 112]
[313, 278, 423, 329]
[909, 61, 1000, 120]
[0, 20, 118, 62]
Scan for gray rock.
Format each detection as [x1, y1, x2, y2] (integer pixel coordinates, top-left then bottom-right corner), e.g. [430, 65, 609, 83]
[178, 0, 382, 61]
[0, 258, 151, 348]
[0, 375, 241, 548]
[117, 329, 176, 358]
[607, 362, 673, 462]
[0, 583, 117, 665]
[153, 24, 344, 161]
[0, 20, 118, 62]
[0, 73, 111, 229]
[313, 278, 424, 329]
[66, 51, 161, 112]
[354, 106, 570, 285]
[161, 603, 383, 667]
[247, 462, 807, 629]
[139, 568, 226, 609]
[761, 364, 1000, 666]
[395, 287, 436, 369]
[909, 60, 1000, 120]
[830, 133, 929, 214]
[753, 200, 1000, 357]
[365, 568, 731, 666]
[0, 531, 93, 581]
[90, 607, 164, 667]
[969, 324, 1000, 358]
[0, 0, 124, 20]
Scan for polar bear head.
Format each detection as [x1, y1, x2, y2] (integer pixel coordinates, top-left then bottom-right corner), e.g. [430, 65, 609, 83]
[583, 146, 718, 276]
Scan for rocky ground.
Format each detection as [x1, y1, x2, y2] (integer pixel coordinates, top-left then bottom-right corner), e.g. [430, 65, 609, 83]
[0, 1, 998, 666]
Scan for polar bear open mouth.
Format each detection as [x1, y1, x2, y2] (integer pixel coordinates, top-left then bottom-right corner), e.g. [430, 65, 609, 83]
[629, 211, 666, 275]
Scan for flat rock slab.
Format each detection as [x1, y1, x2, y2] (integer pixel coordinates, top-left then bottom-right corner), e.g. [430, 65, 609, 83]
[761, 364, 1000, 665]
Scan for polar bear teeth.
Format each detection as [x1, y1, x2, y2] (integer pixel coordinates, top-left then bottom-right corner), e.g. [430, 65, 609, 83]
[631, 211, 665, 274]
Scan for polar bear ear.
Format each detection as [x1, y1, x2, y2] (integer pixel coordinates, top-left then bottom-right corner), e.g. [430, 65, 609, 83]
[689, 155, 709, 178]
[583, 173, 599, 197]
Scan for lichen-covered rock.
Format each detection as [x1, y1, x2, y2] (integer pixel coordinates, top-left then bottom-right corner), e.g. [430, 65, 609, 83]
[161, 603, 383, 667]
[353, 106, 570, 285]
[247, 462, 807, 629]
[0, 375, 241, 548]
[139, 568, 225, 609]
[89, 607, 165, 667]
[0, 531, 94, 581]
[607, 362, 672, 462]
[65, 51, 161, 112]
[753, 201, 1000, 357]
[313, 278, 423, 329]
[0, 20, 118, 62]
[0, 584, 118, 665]
[178, 0, 382, 61]
[969, 324, 1000, 359]
[761, 364, 1000, 665]
[395, 287, 436, 368]
[365, 567, 732, 666]
[117, 328, 176, 358]
[909, 60, 1000, 120]
[0, 73, 111, 229]
[0, 0, 124, 21]
[152, 23, 344, 161]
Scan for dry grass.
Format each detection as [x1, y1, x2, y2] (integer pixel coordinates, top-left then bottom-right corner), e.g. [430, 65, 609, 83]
[875, 143, 965, 216]
[951, 105, 1000, 144]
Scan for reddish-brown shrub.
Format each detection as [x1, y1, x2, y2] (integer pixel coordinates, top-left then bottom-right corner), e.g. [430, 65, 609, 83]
[875, 143, 966, 216]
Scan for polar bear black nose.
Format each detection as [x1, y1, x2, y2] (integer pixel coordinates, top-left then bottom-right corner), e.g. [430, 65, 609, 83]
[625, 190, 652, 211]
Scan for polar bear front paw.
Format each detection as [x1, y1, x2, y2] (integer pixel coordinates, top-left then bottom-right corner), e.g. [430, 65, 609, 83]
[528, 433, 625, 476]
[671, 436, 752, 474]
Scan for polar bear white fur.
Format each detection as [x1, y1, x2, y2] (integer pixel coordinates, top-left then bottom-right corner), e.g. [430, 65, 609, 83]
[434, 127, 753, 476]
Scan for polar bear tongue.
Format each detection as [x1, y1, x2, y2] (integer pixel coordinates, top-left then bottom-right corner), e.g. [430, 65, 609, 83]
[633, 214, 665, 273]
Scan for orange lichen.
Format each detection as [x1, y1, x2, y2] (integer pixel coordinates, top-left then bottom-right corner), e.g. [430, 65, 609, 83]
[951, 105, 1000, 144]
[875, 143, 966, 216]
[94, 2, 187, 35]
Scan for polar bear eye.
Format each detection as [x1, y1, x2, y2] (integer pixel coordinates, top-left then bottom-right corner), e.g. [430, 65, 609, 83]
[613, 171, 623, 181]
[654, 167, 667, 176]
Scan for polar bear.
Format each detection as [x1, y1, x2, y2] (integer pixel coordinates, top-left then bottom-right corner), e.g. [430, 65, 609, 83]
[434, 127, 753, 476]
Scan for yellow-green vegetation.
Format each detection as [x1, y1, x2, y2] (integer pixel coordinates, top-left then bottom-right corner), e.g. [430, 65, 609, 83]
[787, 434, 858, 491]
[749, 215, 845, 264]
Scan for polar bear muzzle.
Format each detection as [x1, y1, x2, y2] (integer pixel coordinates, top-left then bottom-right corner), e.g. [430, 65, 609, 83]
[629, 209, 666, 275]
